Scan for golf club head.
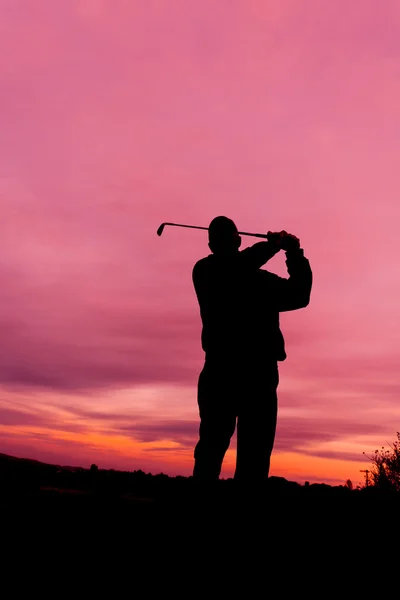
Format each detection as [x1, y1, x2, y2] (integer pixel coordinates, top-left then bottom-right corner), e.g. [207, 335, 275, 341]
[157, 223, 166, 236]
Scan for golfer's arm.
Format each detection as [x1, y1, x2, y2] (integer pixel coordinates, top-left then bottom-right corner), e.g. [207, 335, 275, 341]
[277, 249, 313, 312]
[192, 261, 208, 307]
[241, 242, 279, 269]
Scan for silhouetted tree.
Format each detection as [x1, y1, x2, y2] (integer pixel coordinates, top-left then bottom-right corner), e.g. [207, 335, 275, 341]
[364, 432, 400, 492]
[344, 479, 353, 490]
[90, 464, 99, 472]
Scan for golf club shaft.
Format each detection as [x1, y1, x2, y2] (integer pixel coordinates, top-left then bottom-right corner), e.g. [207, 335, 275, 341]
[164, 223, 209, 233]
[158, 222, 269, 239]
[238, 230, 269, 239]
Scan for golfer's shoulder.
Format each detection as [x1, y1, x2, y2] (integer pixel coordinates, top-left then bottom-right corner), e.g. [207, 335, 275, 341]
[192, 255, 213, 279]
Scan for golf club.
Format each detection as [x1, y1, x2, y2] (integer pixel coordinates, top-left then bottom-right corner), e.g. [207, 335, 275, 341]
[157, 221, 271, 239]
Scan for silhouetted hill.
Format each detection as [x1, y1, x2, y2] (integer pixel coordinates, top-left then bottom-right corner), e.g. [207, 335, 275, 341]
[0, 451, 358, 498]
[1, 451, 398, 562]
[1, 451, 397, 507]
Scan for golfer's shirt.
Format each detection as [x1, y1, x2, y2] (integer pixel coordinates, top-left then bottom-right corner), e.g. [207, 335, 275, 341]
[192, 247, 312, 364]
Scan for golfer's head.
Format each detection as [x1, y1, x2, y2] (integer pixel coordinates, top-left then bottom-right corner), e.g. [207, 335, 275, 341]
[208, 216, 241, 255]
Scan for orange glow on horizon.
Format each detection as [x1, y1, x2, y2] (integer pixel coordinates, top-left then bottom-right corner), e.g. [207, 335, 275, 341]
[0, 423, 370, 486]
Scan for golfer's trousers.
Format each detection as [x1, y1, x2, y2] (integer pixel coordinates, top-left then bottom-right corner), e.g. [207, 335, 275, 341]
[193, 357, 279, 481]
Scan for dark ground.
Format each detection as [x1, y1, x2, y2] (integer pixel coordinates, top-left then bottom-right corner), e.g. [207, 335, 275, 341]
[1, 453, 398, 587]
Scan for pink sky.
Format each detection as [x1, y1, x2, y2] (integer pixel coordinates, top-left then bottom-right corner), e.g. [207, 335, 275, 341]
[1, 0, 400, 486]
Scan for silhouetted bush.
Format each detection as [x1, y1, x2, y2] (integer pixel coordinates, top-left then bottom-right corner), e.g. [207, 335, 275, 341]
[364, 432, 400, 492]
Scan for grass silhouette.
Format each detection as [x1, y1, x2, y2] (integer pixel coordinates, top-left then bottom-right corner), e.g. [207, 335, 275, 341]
[1, 452, 398, 584]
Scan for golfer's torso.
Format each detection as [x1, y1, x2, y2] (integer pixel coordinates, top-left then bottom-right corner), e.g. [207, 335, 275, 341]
[194, 254, 285, 361]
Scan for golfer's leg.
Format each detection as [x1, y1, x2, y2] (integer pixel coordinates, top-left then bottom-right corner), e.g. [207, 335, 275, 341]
[193, 365, 236, 480]
[234, 366, 279, 481]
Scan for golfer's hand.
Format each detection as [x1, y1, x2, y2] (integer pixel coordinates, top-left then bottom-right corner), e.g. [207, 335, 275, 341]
[266, 230, 286, 250]
[267, 231, 300, 252]
[281, 232, 300, 252]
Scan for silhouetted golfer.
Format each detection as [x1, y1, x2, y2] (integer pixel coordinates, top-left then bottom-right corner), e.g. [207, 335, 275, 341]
[192, 216, 312, 482]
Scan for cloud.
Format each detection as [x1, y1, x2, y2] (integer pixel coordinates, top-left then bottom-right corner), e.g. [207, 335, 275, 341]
[120, 420, 198, 448]
[0, 408, 46, 427]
